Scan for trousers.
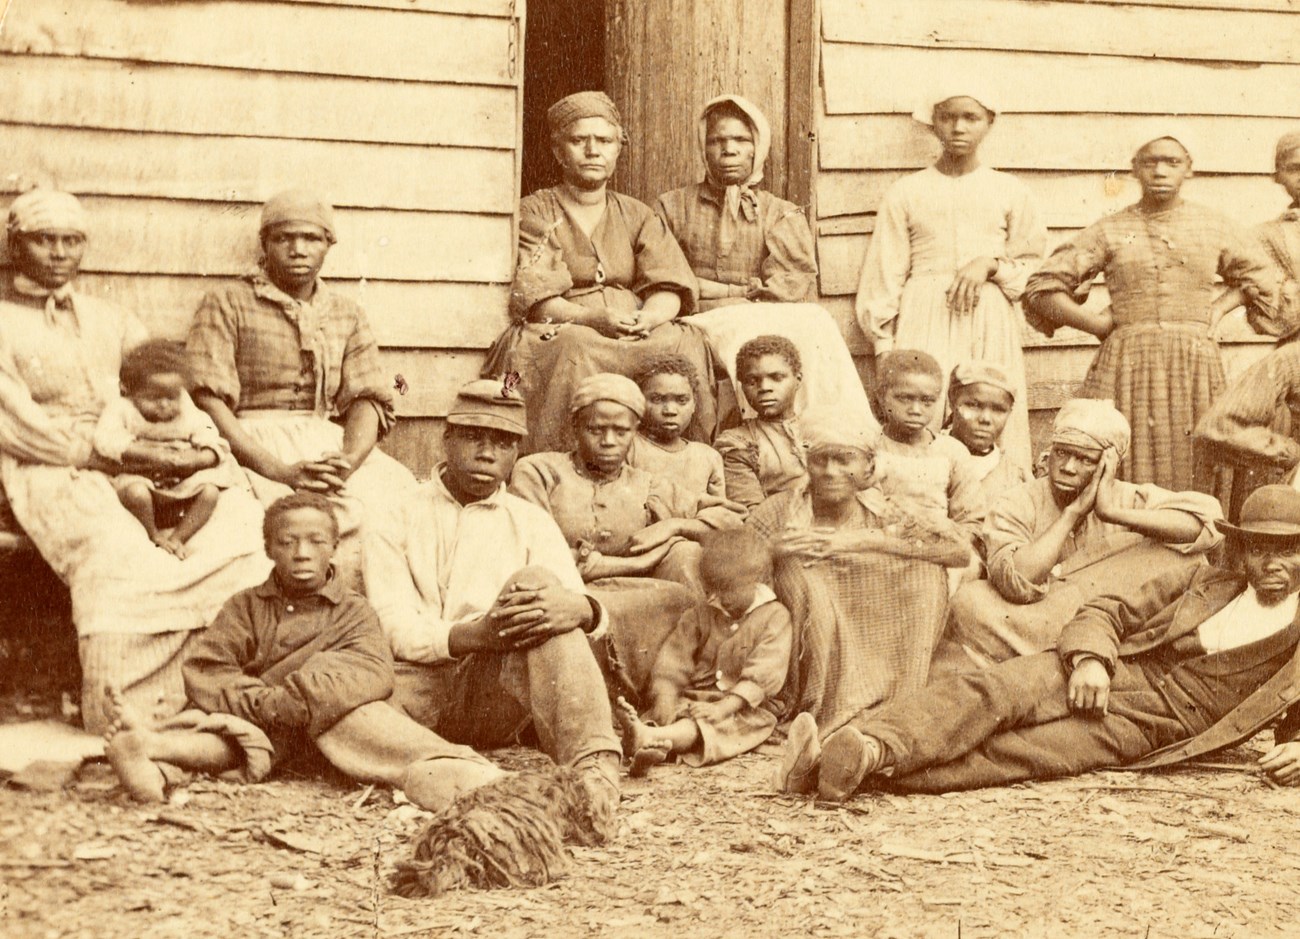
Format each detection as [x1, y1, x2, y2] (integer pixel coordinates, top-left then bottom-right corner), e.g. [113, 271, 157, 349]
[853, 652, 1190, 793]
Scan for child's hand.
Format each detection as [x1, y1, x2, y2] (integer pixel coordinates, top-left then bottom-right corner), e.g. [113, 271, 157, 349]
[946, 257, 998, 316]
[1258, 742, 1300, 786]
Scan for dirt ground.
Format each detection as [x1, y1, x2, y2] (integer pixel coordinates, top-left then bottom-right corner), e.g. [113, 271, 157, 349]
[3, 567, 1299, 939]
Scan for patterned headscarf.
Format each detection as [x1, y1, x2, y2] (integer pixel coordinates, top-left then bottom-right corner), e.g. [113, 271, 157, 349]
[6, 189, 88, 320]
[949, 361, 1016, 403]
[6, 188, 89, 238]
[1051, 398, 1131, 460]
[260, 189, 336, 243]
[800, 407, 877, 455]
[569, 372, 645, 419]
[698, 95, 771, 256]
[547, 91, 622, 135]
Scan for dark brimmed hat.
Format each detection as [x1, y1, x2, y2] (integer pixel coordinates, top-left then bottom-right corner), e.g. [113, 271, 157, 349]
[446, 379, 527, 437]
[1218, 485, 1300, 544]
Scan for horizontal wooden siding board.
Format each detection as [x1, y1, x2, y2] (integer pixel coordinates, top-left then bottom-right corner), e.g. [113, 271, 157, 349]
[1, 123, 515, 214]
[2, 0, 517, 86]
[822, 44, 1300, 118]
[377, 349, 486, 418]
[0, 56, 519, 149]
[822, 0, 1300, 65]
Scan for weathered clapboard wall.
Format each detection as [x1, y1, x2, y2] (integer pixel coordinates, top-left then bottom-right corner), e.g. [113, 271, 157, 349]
[0, 0, 525, 477]
[810, 0, 1300, 442]
[604, 0, 791, 207]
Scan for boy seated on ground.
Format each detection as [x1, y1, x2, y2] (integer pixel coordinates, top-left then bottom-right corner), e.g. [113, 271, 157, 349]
[615, 529, 791, 776]
[105, 492, 502, 809]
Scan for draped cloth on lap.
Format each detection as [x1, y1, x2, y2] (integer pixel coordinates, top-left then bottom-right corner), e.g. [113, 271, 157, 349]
[950, 537, 1208, 665]
[748, 490, 949, 735]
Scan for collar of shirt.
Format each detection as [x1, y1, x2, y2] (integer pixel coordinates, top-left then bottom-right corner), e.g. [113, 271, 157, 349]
[247, 267, 328, 312]
[431, 463, 510, 511]
[12, 273, 78, 326]
[255, 571, 348, 606]
[1196, 585, 1300, 654]
[709, 581, 777, 619]
[697, 182, 727, 208]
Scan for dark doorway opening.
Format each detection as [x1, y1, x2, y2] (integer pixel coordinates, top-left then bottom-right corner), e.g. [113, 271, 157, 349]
[520, 0, 606, 197]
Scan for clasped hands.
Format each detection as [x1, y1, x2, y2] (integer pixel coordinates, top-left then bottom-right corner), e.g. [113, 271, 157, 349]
[1064, 447, 1122, 522]
[459, 577, 592, 654]
[279, 451, 354, 495]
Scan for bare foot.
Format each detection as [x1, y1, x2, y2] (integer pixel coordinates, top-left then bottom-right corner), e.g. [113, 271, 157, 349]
[614, 696, 670, 778]
[152, 532, 189, 560]
[102, 685, 167, 802]
[102, 684, 150, 743]
[106, 731, 167, 803]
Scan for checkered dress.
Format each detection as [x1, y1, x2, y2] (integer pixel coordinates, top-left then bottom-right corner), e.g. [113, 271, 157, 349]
[1025, 202, 1282, 493]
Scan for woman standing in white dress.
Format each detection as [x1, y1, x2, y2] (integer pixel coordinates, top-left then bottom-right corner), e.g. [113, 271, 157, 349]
[855, 91, 1045, 471]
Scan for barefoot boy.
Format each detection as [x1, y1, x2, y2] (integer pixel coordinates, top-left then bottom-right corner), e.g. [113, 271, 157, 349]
[616, 529, 791, 776]
[105, 492, 503, 806]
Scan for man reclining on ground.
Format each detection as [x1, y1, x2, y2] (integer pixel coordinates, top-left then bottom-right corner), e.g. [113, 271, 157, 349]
[778, 484, 1300, 801]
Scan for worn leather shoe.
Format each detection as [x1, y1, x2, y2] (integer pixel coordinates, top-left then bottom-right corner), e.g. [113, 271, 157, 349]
[817, 726, 885, 803]
[775, 711, 821, 794]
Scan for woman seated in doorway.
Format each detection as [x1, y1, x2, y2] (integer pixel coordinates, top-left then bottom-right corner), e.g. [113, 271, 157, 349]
[0, 188, 269, 733]
[656, 94, 876, 433]
[186, 190, 418, 590]
[510, 373, 742, 697]
[746, 409, 969, 737]
[948, 398, 1222, 667]
[485, 91, 717, 454]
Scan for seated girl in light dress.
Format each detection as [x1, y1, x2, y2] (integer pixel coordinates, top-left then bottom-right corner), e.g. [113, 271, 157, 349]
[93, 340, 246, 559]
[873, 350, 986, 587]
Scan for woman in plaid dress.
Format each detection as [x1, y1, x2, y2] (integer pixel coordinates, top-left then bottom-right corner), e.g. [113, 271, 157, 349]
[1024, 137, 1283, 494]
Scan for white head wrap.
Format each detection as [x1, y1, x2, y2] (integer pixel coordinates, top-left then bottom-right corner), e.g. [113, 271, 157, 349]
[911, 88, 999, 126]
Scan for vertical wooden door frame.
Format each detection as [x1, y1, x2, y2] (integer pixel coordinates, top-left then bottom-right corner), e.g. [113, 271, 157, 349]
[786, 0, 819, 218]
[511, 0, 528, 264]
